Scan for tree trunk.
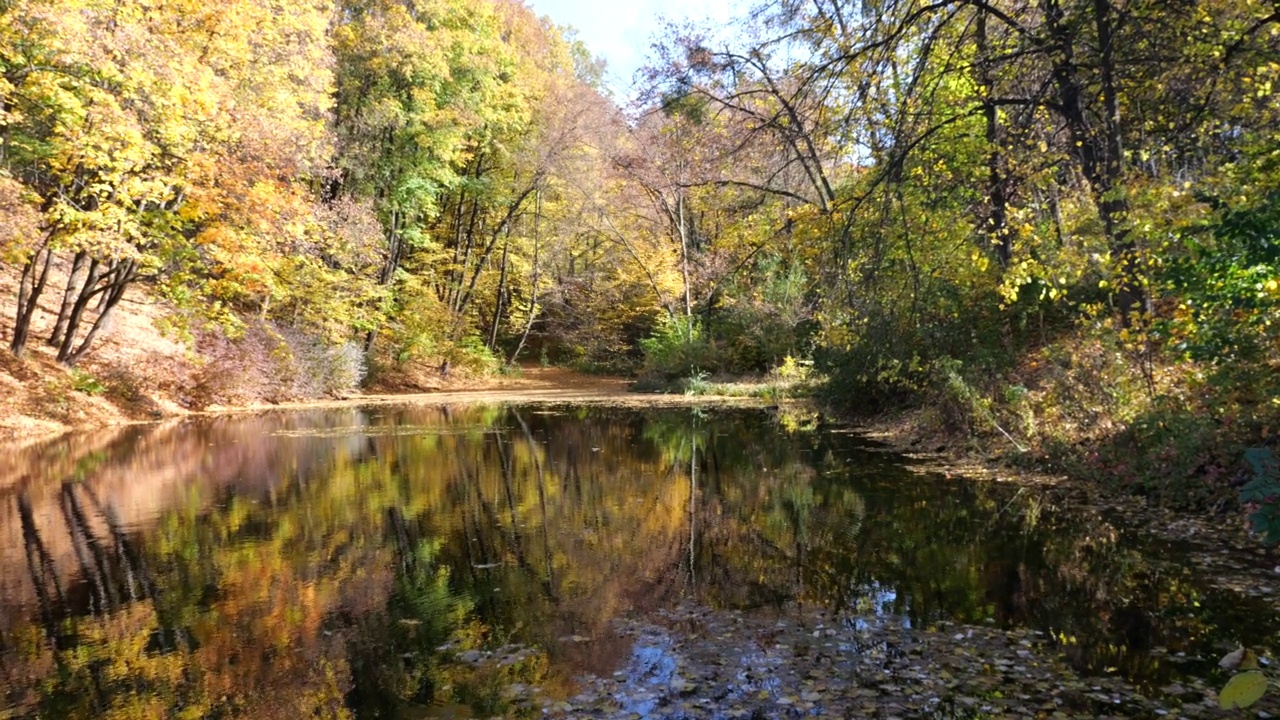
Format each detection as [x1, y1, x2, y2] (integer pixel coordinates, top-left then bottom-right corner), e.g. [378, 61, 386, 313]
[49, 250, 87, 347]
[1041, 0, 1143, 322]
[57, 259, 136, 366]
[677, 189, 694, 340]
[453, 181, 540, 334]
[365, 210, 402, 354]
[510, 189, 542, 366]
[52, 258, 102, 361]
[450, 198, 482, 314]
[488, 230, 511, 351]
[1091, 0, 1146, 322]
[975, 9, 1013, 267]
[11, 243, 53, 357]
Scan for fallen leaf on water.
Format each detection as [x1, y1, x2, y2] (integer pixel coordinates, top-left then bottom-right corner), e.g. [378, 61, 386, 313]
[1220, 670, 1268, 710]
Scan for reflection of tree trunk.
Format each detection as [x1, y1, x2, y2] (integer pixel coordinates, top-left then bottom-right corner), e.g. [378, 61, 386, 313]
[78, 486, 183, 649]
[512, 410, 556, 589]
[794, 525, 803, 599]
[61, 483, 119, 613]
[81, 485, 148, 602]
[457, 451, 495, 577]
[386, 507, 414, 575]
[459, 488, 483, 586]
[495, 437, 522, 550]
[566, 444, 582, 499]
[19, 494, 66, 647]
[688, 434, 697, 589]
[491, 435, 559, 602]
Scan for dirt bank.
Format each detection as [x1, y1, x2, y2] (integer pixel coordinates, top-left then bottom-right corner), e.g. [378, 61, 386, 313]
[0, 353, 773, 448]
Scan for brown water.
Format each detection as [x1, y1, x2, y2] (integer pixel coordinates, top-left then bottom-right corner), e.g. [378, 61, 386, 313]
[0, 403, 1274, 718]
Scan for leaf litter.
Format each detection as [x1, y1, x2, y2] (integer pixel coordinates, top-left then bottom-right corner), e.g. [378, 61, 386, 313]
[475, 602, 1280, 719]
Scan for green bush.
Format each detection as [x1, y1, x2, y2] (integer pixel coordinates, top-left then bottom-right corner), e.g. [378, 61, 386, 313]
[70, 368, 106, 396]
[1161, 192, 1280, 368]
[447, 334, 503, 375]
[639, 315, 715, 379]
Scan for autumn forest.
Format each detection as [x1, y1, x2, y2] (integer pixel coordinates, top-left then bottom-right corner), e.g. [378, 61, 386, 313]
[5, 0, 1280, 717]
[3, 0, 1280, 518]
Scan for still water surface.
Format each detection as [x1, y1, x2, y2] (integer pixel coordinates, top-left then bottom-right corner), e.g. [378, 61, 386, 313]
[0, 403, 1274, 717]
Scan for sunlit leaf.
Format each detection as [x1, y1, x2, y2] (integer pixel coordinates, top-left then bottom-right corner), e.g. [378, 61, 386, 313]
[1219, 671, 1269, 709]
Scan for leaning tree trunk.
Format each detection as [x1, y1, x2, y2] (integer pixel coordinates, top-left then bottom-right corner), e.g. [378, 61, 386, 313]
[509, 189, 542, 366]
[364, 209, 402, 354]
[49, 250, 87, 348]
[56, 258, 137, 366]
[488, 230, 511, 352]
[11, 242, 54, 357]
[452, 180, 539, 339]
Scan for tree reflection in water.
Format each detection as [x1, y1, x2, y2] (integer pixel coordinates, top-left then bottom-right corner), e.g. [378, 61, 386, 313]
[0, 404, 1276, 717]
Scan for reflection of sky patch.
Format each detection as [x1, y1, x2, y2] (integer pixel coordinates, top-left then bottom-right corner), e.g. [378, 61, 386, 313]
[614, 630, 681, 717]
[845, 584, 910, 631]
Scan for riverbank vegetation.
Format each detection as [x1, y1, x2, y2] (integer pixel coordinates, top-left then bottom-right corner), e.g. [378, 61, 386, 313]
[2, 0, 1279, 532]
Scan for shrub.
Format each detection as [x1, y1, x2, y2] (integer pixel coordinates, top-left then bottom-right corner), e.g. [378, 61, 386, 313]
[639, 315, 715, 379]
[189, 319, 366, 407]
[445, 334, 502, 375]
[70, 368, 106, 396]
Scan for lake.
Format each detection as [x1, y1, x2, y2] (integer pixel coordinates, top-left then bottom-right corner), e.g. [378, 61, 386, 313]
[0, 402, 1275, 718]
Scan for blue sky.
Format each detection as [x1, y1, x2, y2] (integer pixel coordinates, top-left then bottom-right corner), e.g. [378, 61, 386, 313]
[527, 0, 734, 94]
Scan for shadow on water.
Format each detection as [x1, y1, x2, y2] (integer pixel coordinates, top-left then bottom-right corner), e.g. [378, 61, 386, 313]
[0, 403, 1275, 717]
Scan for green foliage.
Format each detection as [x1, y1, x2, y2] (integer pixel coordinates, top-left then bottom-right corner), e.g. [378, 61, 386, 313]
[681, 370, 712, 396]
[709, 254, 816, 373]
[1242, 448, 1280, 544]
[449, 335, 503, 376]
[1162, 193, 1280, 367]
[69, 368, 105, 396]
[639, 315, 715, 379]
